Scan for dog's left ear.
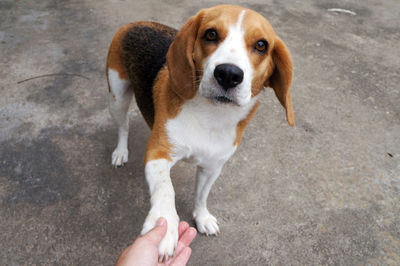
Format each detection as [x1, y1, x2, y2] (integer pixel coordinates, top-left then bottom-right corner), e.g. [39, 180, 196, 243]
[265, 37, 295, 126]
[166, 11, 204, 99]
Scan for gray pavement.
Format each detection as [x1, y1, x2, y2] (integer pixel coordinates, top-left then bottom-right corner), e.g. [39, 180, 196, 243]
[1, 0, 399, 265]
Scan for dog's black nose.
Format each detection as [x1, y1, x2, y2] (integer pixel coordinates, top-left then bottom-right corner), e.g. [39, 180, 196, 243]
[214, 64, 244, 90]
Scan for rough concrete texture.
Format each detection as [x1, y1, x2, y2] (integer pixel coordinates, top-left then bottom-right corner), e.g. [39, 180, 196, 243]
[1, 0, 399, 265]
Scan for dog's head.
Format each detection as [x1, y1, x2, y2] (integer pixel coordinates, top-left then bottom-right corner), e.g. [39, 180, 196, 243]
[167, 5, 294, 126]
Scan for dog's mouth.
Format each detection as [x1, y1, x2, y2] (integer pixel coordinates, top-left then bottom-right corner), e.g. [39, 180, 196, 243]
[207, 95, 241, 106]
[200, 83, 240, 105]
[214, 96, 233, 104]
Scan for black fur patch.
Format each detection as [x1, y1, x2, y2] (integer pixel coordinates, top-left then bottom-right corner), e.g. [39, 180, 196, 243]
[122, 23, 177, 127]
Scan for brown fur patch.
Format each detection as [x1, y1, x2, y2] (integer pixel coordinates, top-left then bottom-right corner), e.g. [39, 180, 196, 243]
[242, 8, 295, 126]
[241, 9, 277, 97]
[166, 11, 205, 100]
[265, 37, 295, 126]
[234, 101, 260, 146]
[106, 24, 132, 83]
[144, 66, 184, 163]
[193, 6, 245, 71]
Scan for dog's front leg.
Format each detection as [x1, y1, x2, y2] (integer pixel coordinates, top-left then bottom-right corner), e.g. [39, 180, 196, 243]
[141, 158, 179, 261]
[193, 162, 224, 236]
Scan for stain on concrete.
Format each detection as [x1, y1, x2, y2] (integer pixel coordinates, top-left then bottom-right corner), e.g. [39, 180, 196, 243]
[301, 120, 317, 134]
[26, 82, 77, 109]
[0, 132, 77, 205]
[0, 0, 14, 10]
[313, 208, 378, 265]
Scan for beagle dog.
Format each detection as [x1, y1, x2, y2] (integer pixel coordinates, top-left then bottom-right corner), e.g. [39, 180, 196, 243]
[106, 4, 294, 260]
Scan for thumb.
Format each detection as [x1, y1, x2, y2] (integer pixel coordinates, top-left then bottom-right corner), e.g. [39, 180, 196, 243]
[142, 217, 168, 245]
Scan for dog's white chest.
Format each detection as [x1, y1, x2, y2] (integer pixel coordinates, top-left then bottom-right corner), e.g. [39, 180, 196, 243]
[166, 94, 257, 165]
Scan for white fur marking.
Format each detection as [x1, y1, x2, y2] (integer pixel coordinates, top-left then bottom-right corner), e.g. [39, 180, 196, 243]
[166, 93, 257, 165]
[199, 10, 253, 106]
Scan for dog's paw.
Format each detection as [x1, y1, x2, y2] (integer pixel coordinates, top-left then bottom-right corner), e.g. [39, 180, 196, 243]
[141, 210, 179, 261]
[193, 209, 220, 236]
[157, 225, 179, 262]
[111, 146, 128, 167]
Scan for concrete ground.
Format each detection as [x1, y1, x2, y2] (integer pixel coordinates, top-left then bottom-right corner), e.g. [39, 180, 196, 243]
[1, 0, 399, 265]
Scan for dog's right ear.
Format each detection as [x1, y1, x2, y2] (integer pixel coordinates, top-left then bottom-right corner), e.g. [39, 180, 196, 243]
[166, 11, 204, 99]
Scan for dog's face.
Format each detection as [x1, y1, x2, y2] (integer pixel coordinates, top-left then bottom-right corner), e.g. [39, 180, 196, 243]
[193, 7, 274, 106]
[167, 5, 294, 125]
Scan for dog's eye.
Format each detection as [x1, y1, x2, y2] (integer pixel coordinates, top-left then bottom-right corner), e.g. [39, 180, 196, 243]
[204, 29, 218, 42]
[254, 40, 268, 54]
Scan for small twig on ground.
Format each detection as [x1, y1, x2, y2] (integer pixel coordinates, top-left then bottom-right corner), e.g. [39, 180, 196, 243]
[328, 8, 357, 16]
[17, 73, 90, 84]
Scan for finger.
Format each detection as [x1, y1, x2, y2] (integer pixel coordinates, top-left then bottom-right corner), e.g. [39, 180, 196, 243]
[170, 247, 192, 266]
[174, 227, 197, 255]
[142, 217, 167, 245]
[179, 227, 197, 246]
[178, 221, 189, 238]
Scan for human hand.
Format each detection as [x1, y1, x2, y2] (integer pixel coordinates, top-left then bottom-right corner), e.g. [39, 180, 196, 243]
[115, 218, 197, 266]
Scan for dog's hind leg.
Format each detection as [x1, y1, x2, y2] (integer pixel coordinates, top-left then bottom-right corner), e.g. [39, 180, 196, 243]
[107, 68, 134, 167]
